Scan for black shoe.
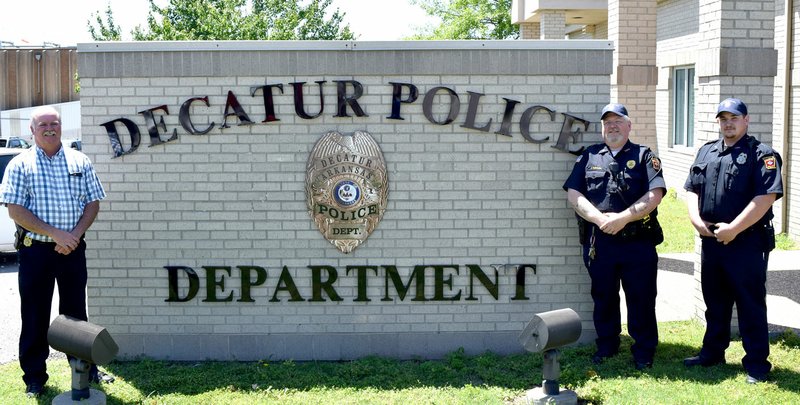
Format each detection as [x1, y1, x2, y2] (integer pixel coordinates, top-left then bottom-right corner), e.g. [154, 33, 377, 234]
[635, 360, 653, 370]
[25, 383, 43, 398]
[591, 351, 618, 365]
[683, 355, 725, 367]
[90, 370, 115, 384]
[746, 374, 767, 384]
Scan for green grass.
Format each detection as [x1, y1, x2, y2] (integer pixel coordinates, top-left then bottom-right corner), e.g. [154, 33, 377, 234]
[1, 321, 798, 404]
[656, 189, 696, 254]
[657, 189, 796, 253]
[777, 232, 796, 250]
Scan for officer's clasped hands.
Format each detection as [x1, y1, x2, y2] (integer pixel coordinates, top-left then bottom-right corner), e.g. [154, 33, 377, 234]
[598, 212, 629, 235]
[710, 222, 738, 245]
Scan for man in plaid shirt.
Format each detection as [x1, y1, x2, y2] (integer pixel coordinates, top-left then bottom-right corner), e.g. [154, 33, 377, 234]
[0, 105, 106, 398]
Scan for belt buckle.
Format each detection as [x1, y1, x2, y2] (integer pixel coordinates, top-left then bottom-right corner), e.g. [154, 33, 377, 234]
[23, 236, 32, 247]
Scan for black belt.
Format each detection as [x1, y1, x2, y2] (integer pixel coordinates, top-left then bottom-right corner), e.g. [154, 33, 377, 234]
[22, 236, 84, 248]
[743, 222, 771, 233]
[706, 222, 770, 234]
[616, 218, 651, 238]
[21, 237, 56, 248]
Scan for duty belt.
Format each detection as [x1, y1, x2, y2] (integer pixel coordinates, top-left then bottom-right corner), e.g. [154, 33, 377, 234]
[21, 235, 55, 248]
[614, 216, 654, 239]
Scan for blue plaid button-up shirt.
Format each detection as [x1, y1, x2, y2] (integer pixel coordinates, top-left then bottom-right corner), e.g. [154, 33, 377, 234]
[0, 146, 106, 242]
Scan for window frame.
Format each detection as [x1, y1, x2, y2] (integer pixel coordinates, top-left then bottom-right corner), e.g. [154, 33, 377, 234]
[672, 66, 695, 148]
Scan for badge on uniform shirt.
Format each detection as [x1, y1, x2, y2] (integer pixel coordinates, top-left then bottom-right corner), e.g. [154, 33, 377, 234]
[737, 153, 747, 165]
[651, 157, 661, 171]
[764, 156, 777, 170]
[626, 160, 636, 169]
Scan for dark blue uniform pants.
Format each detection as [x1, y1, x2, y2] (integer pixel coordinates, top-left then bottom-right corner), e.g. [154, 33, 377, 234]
[700, 232, 771, 377]
[583, 235, 658, 362]
[18, 241, 91, 387]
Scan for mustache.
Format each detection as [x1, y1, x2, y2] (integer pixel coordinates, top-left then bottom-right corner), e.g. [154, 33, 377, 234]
[42, 130, 57, 136]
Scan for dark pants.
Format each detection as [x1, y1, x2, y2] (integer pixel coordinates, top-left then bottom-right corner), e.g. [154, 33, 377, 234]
[583, 234, 659, 362]
[18, 240, 95, 386]
[700, 231, 771, 377]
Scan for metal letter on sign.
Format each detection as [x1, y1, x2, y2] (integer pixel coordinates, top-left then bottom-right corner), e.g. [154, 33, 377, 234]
[306, 130, 388, 253]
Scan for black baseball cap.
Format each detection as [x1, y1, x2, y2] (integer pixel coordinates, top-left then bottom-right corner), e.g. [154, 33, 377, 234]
[601, 103, 629, 120]
[716, 98, 748, 117]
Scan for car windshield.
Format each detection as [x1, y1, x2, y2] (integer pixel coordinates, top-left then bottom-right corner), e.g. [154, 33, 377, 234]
[0, 155, 14, 182]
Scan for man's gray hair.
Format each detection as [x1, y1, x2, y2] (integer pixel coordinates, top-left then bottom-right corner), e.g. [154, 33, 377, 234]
[29, 105, 61, 127]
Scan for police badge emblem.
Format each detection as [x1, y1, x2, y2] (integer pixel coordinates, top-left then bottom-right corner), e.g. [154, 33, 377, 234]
[737, 153, 747, 165]
[305, 130, 388, 253]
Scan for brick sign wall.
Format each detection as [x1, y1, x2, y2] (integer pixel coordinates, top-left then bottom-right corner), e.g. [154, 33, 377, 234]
[77, 41, 612, 360]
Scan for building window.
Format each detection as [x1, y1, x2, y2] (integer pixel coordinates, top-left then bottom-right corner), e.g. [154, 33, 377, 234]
[673, 67, 695, 147]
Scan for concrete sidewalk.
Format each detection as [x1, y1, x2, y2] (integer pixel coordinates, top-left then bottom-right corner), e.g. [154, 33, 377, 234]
[622, 251, 800, 331]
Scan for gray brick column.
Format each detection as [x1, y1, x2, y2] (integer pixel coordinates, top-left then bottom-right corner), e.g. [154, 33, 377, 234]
[540, 10, 566, 39]
[696, 0, 777, 145]
[608, 0, 658, 148]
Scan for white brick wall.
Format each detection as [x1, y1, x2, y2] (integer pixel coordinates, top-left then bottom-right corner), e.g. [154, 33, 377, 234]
[79, 42, 612, 360]
[540, 10, 566, 39]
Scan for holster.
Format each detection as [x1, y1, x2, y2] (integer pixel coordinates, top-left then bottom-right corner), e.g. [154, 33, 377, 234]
[763, 222, 776, 252]
[14, 225, 27, 250]
[576, 216, 592, 245]
[641, 216, 664, 246]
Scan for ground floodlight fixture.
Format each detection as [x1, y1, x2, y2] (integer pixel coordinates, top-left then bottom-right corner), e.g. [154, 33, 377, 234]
[48, 315, 119, 402]
[518, 308, 582, 404]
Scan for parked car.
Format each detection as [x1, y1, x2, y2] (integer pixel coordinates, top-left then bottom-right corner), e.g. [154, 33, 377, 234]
[62, 138, 82, 151]
[0, 137, 31, 149]
[0, 148, 24, 252]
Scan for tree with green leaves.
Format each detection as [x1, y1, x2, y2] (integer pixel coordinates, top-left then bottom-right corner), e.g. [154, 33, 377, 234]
[88, 4, 122, 41]
[409, 0, 518, 40]
[87, 0, 354, 41]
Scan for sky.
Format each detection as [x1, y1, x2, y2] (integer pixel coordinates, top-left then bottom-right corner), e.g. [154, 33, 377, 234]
[0, 0, 439, 46]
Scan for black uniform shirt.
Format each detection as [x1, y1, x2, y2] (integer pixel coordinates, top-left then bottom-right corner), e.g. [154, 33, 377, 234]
[684, 134, 783, 224]
[563, 140, 666, 213]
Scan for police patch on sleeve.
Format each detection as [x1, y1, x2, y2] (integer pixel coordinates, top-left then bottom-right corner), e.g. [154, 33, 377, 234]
[651, 157, 661, 171]
[763, 156, 777, 170]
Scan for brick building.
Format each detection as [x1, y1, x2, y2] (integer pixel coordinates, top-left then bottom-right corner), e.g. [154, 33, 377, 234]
[513, 0, 794, 322]
[513, 0, 794, 239]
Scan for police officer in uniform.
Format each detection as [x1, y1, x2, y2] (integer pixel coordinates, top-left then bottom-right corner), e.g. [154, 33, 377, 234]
[564, 103, 666, 370]
[683, 98, 782, 384]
